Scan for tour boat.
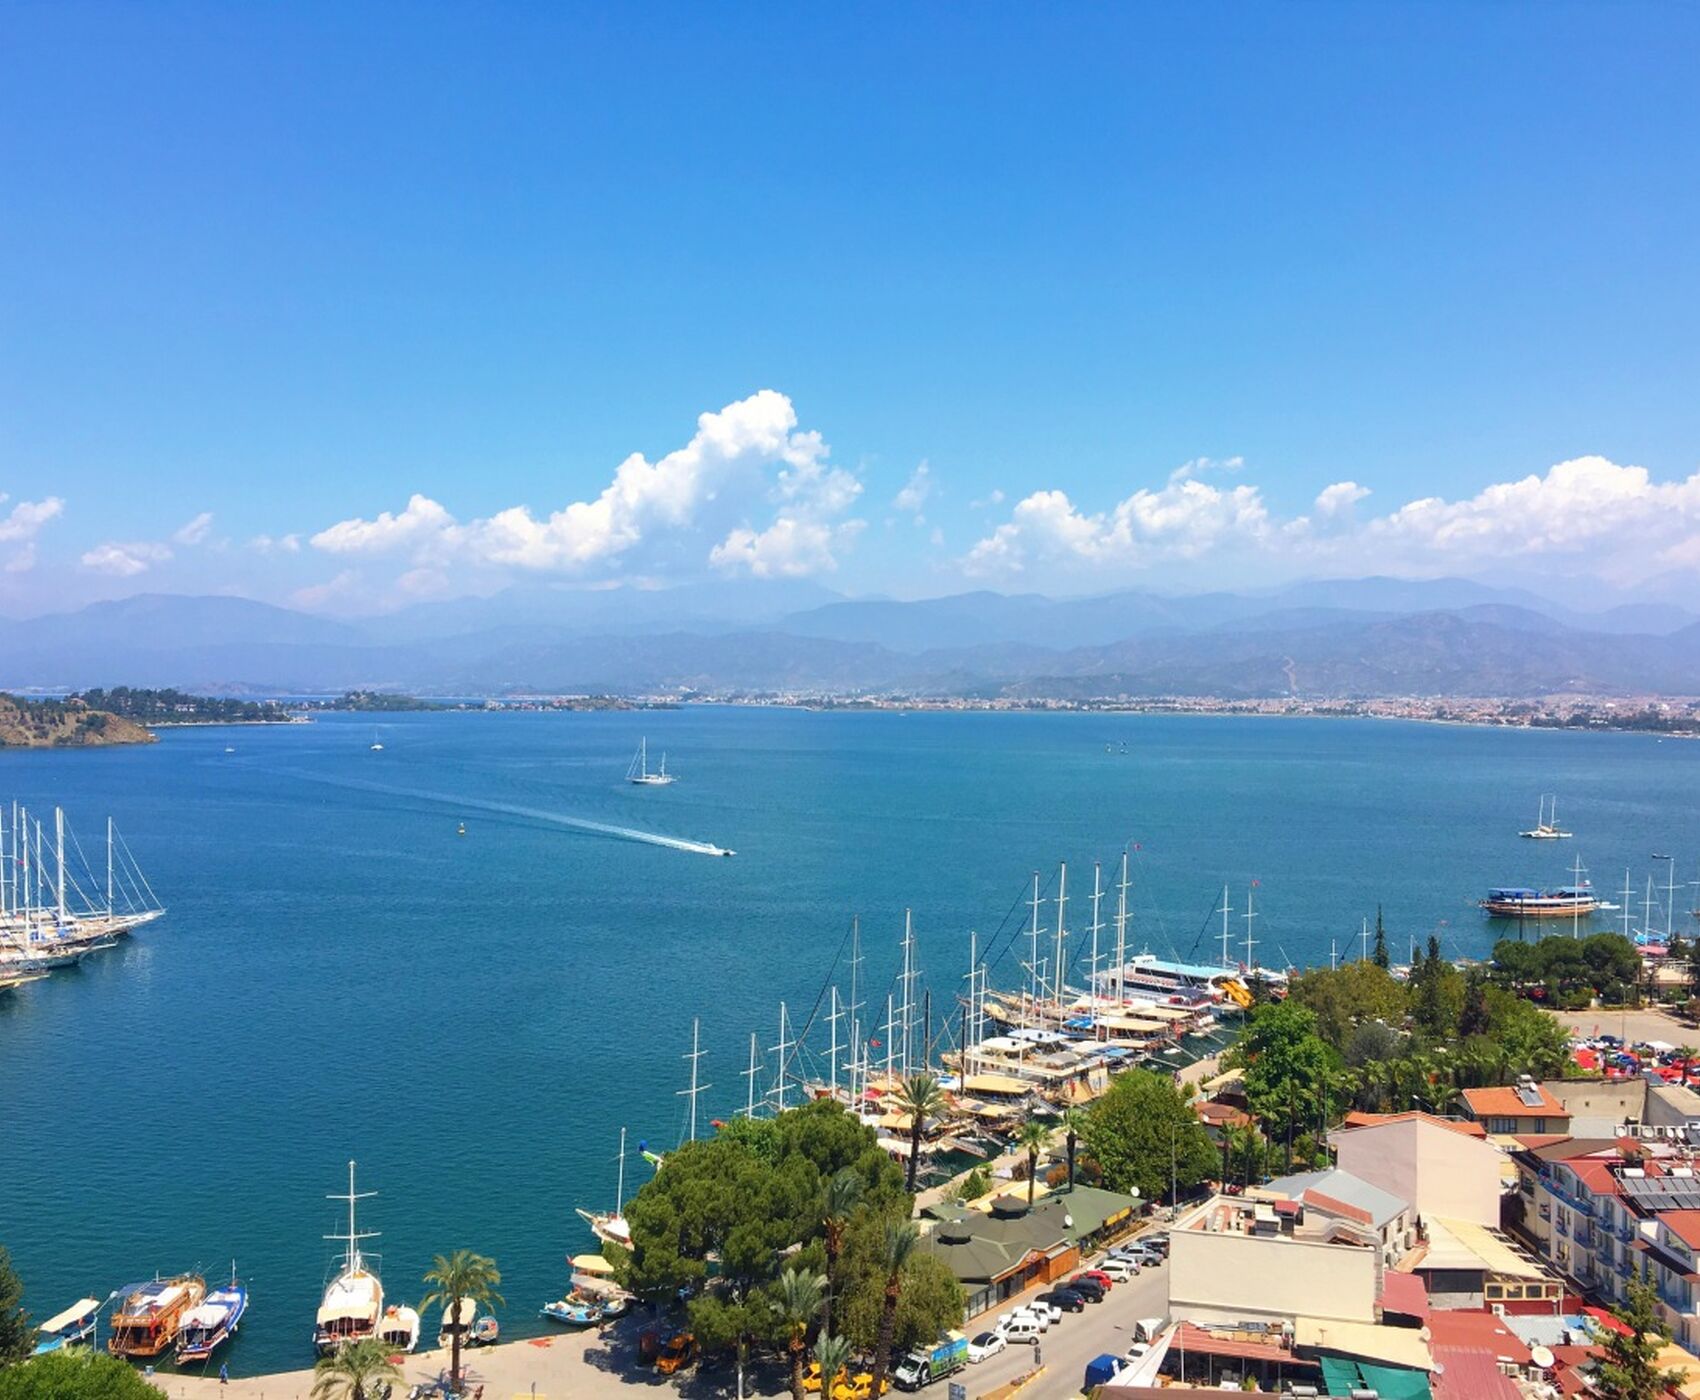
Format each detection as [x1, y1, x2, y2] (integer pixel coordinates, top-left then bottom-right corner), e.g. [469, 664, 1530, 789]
[1480, 884, 1600, 918]
[32, 1298, 101, 1354]
[377, 1304, 421, 1354]
[627, 738, 675, 786]
[108, 1275, 206, 1359]
[176, 1277, 248, 1365]
[314, 1161, 384, 1356]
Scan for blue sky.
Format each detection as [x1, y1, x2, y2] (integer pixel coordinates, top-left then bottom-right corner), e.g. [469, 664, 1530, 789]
[2, 3, 1698, 615]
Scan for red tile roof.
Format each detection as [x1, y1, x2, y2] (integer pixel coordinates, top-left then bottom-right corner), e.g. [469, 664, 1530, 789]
[1340, 1110, 1488, 1138]
[1379, 1270, 1430, 1323]
[1171, 1323, 1313, 1368]
[1431, 1347, 1520, 1400]
[1662, 1210, 1700, 1250]
[1459, 1084, 1569, 1120]
[1564, 1159, 1627, 1197]
[1426, 1310, 1534, 1366]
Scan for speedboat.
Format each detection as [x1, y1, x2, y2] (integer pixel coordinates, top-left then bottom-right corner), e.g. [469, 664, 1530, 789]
[541, 1298, 604, 1327]
[33, 1298, 101, 1354]
[109, 1275, 206, 1359]
[472, 1315, 499, 1346]
[377, 1304, 421, 1353]
[176, 1280, 248, 1365]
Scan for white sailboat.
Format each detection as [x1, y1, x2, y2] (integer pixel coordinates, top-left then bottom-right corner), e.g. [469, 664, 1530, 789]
[1520, 794, 1571, 839]
[575, 1126, 632, 1248]
[369, 730, 384, 752]
[314, 1160, 383, 1356]
[626, 738, 675, 786]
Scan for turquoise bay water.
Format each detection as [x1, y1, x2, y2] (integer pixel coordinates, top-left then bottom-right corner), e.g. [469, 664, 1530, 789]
[2, 708, 1697, 1374]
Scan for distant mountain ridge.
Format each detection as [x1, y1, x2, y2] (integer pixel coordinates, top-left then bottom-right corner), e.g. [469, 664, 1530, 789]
[3, 580, 1699, 699]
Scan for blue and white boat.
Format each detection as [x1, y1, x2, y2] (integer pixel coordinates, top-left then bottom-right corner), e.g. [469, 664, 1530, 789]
[32, 1298, 101, 1354]
[176, 1277, 248, 1365]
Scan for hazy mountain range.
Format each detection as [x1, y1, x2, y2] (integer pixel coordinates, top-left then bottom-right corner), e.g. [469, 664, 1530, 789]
[4, 577, 1700, 700]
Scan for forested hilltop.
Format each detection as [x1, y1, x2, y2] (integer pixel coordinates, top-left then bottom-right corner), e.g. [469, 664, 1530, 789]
[0, 694, 155, 748]
[74, 687, 294, 724]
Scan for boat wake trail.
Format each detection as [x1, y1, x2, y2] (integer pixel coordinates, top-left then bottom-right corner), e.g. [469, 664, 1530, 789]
[272, 769, 735, 857]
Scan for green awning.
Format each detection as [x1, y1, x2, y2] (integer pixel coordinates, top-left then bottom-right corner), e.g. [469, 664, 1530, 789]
[1319, 1356, 1431, 1400]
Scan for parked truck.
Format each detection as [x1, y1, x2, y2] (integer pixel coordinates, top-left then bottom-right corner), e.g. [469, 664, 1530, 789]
[892, 1331, 969, 1391]
[1084, 1354, 1125, 1391]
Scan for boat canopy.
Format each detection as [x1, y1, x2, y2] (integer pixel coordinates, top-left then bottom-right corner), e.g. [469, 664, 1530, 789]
[317, 1272, 381, 1326]
[38, 1300, 100, 1333]
[441, 1297, 477, 1327]
[571, 1253, 616, 1275]
[1488, 888, 1539, 899]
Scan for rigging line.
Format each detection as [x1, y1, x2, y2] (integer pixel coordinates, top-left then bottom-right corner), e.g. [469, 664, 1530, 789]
[782, 914, 861, 1089]
[1182, 885, 1228, 963]
[983, 864, 1062, 980]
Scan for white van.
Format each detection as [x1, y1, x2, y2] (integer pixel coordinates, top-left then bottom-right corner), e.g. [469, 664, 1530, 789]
[1001, 1315, 1043, 1344]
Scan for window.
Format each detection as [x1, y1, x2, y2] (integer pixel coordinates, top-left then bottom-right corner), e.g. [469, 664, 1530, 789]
[1490, 1116, 1517, 1133]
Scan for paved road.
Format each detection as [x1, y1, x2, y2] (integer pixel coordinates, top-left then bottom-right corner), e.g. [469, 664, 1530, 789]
[964, 1254, 1168, 1400]
[1551, 1005, 1693, 1047]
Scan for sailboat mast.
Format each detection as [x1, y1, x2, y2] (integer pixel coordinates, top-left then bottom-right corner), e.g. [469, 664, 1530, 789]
[965, 930, 978, 1078]
[1622, 869, 1634, 940]
[771, 1003, 794, 1111]
[106, 816, 114, 915]
[828, 986, 841, 1098]
[1668, 858, 1678, 941]
[678, 1017, 709, 1141]
[1027, 872, 1041, 1012]
[1087, 862, 1103, 1006]
[1052, 861, 1068, 1010]
[744, 1031, 760, 1117]
[1220, 885, 1233, 969]
[616, 1126, 627, 1214]
[899, 911, 914, 1076]
[55, 806, 66, 921]
[1115, 849, 1130, 1001]
[1243, 884, 1258, 971]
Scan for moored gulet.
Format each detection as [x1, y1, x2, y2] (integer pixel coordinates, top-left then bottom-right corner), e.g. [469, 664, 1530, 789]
[109, 1274, 206, 1359]
[314, 1160, 384, 1356]
[176, 1271, 248, 1365]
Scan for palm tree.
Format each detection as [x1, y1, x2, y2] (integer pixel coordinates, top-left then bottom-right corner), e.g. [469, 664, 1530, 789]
[821, 1167, 863, 1335]
[419, 1249, 504, 1394]
[310, 1338, 401, 1400]
[813, 1332, 853, 1400]
[1678, 1047, 1698, 1088]
[894, 1073, 947, 1194]
[1058, 1107, 1087, 1191]
[1015, 1118, 1050, 1204]
[771, 1265, 827, 1400]
[867, 1220, 918, 1400]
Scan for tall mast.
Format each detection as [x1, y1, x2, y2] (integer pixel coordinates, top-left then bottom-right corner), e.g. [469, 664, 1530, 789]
[106, 817, 114, 916]
[1572, 852, 1586, 939]
[1220, 885, 1233, 969]
[899, 911, 914, 1076]
[20, 812, 29, 919]
[1027, 872, 1042, 1011]
[884, 995, 896, 1083]
[1243, 883, 1258, 971]
[827, 986, 841, 1098]
[847, 916, 863, 1042]
[1114, 849, 1130, 1001]
[1621, 869, 1634, 941]
[1645, 876, 1656, 940]
[325, 1160, 378, 1274]
[616, 1126, 628, 1214]
[770, 1003, 794, 1111]
[1668, 858, 1678, 941]
[743, 1031, 761, 1118]
[679, 1018, 709, 1141]
[1052, 862, 1068, 1010]
[55, 806, 66, 922]
[1360, 917, 1369, 962]
[964, 930, 978, 1079]
[1087, 862, 1103, 1005]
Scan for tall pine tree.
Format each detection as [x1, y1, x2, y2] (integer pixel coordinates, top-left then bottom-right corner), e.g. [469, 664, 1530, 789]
[1372, 906, 1390, 969]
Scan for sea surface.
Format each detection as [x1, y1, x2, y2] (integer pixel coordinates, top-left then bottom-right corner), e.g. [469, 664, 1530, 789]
[2, 707, 1697, 1374]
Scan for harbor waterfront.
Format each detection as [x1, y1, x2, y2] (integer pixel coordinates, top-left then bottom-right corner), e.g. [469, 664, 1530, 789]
[2, 706, 1698, 1377]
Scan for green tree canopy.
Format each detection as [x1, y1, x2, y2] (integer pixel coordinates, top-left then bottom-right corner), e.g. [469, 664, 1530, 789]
[0, 1248, 30, 1366]
[1081, 1067, 1217, 1202]
[1288, 960, 1408, 1052]
[0, 1351, 163, 1399]
[1226, 1000, 1341, 1144]
[1593, 1275, 1683, 1400]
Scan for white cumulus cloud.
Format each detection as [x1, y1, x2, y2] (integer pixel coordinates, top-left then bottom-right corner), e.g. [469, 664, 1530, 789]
[310, 390, 864, 579]
[1314, 481, 1370, 519]
[81, 541, 173, 577]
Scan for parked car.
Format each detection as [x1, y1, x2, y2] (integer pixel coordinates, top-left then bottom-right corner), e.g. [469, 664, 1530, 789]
[1001, 1316, 1043, 1344]
[967, 1332, 1007, 1364]
[1097, 1258, 1137, 1282]
[1065, 1276, 1106, 1302]
[1035, 1289, 1086, 1314]
[1024, 1299, 1063, 1325]
[997, 1308, 1047, 1335]
[1075, 1268, 1116, 1291]
[831, 1373, 888, 1400]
